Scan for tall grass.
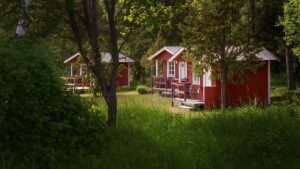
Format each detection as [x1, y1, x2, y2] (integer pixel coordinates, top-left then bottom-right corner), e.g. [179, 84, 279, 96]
[74, 96, 300, 169]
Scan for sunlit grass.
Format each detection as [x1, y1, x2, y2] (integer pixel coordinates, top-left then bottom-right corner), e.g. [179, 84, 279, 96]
[73, 91, 300, 169]
[83, 90, 186, 114]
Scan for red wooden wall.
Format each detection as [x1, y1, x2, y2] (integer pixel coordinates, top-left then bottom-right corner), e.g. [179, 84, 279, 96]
[204, 61, 269, 108]
[117, 63, 129, 87]
[154, 51, 194, 88]
[69, 60, 130, 87]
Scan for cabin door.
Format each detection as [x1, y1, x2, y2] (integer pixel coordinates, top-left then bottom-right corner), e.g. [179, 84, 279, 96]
[178, 61, 187, 82]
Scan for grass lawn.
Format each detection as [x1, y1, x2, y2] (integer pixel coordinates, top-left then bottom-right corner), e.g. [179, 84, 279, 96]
[75, 91, 300, 169]
[82, 91, 183, 113]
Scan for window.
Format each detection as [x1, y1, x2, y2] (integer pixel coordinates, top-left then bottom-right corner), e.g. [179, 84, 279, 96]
[205, 69, 212, 86]
[155, 60, 164, 76]
[168, 61, 175, 77]
[80, 64, 87, 76]
[193, 73, 200, 84]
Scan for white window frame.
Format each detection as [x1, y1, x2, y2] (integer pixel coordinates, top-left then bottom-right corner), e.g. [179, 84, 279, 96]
[167, 61, 175, 77]
[193, 73, 200, 84]
[80, 64, 87, 76]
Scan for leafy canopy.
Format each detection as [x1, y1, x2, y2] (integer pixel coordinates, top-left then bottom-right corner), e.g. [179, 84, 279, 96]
[181, 0, 260, 82]
[282, 0, 300, 57]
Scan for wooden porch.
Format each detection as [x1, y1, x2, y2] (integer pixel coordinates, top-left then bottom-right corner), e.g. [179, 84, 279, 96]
[171, 82, 204, 110]
[151, 76, 205, 110]
[62, 76, 91, 93]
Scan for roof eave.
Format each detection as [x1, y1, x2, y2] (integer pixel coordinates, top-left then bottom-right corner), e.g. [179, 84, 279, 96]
[168, 48, 186, 62]
[148, 47, 175, 60]
[64, 52, 80, 64]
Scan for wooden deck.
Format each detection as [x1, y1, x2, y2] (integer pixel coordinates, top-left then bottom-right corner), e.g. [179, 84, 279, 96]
[65, 83, 90, 92]
[151, 77, 205, 110]
[153, 87, 171, 92]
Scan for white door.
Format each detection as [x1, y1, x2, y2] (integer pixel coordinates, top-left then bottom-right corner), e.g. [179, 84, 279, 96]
[178, 62, 187, 81]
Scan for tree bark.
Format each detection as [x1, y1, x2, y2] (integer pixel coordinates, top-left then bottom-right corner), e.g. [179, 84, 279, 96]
[66, 0, 119, 127]
[66, 0, 143, 127]
[16, 0, 32, 37]
[250, 0, 256, 34]
[106, 91, 117, 127]
[286, 46, 296, 91]
[104, 0, 119, 127]
[220, 62, 227, 109]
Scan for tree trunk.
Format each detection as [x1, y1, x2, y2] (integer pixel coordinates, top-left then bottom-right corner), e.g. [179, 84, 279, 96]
[286, 46, 296, 91]
[16, 0, 32, 37]
[105, 90, 117, 127]
[250, 0, 256, 34]
[220, 62, 227, 109]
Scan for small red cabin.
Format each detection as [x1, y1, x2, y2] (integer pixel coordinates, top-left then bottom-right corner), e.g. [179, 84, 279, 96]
[148, 46, 278, 109]
[64, 52, 135, 91]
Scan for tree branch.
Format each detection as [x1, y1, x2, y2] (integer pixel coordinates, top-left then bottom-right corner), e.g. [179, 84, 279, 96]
[118, 7, 147, 51]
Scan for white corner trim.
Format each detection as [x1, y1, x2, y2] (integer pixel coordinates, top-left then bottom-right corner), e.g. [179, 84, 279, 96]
[167, 61, 169, 77]
[70, 64, 73, 77]
[203, 74, 206, 101]
[79, 65, 82, 76]
[168, 48, 185, 62]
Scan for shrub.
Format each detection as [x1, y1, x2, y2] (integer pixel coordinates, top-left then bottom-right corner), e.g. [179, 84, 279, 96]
[136, 85, 150, 94]
[0, 30, 105, 168]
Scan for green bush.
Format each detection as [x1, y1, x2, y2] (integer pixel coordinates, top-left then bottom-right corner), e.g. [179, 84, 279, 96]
[136, 85, 150, 94]
[0, 29, 105, 168]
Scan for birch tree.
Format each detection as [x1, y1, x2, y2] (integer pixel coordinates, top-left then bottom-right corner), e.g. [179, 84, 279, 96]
[16, 0, 31, 37]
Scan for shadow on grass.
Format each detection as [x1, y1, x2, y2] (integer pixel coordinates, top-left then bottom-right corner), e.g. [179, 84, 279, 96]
[73, 105, 300, 169]
[187, 106, 300, 169]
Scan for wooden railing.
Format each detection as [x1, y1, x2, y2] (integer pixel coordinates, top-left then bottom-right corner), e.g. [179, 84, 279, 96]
[171, 82, 191, 106]
[171, 83, 203, 107]
[62, 76, 92, 92]
[151, 76, 168, 94]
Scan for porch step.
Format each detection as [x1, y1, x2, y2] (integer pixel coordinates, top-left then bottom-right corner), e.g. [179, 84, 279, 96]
[178, 105, 194, 110]
[173, 98, 205, 110]
[161, 91, 172, 97]
[153, 88, 172, 92]
[182, 101, 204, 108]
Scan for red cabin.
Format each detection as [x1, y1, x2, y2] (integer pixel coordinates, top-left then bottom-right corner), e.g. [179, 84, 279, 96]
[64, 52, 135, 91]
[148, 46, 278, 109]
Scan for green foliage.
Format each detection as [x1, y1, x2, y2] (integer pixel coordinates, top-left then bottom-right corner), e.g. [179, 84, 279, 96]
[0, 29, 105, 168]
[140, 32, 166, 70]
[181, 0, 260, 82]
[120, 0, 186, 83]
[281, 0, 300, 57]
[271, 87, 300, 105]
[136, 85, 150, 94]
